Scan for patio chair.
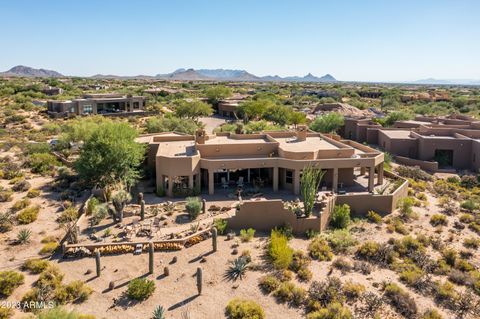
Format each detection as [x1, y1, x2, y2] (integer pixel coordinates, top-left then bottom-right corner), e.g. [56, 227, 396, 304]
[237, 176, 244, 187]
[221, 177, 228, 189]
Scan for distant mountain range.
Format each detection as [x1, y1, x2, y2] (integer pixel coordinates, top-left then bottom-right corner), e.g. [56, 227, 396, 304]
[1, 65, 337, 83]
[411, 78, 480, 85]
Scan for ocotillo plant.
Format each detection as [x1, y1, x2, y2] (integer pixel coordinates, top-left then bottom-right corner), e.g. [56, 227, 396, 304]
[149, 242, 154, 274]
[212, 227, 218, 252]
[140, 199, 145, 221]
[95, 250, 101, 277]
[196, 267, 202, 295]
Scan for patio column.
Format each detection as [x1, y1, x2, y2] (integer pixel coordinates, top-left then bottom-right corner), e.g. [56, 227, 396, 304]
[189, 175, 194, 188]
[332, 168, 339, 193]
[272, 167, 279, 192]
[368, 166, 375, 192]
[360, 166, 366, 175]
[377, 164, 384, 185]
[293, 169, 300, 195]
[208, 170, 214, 195]
[167, 175, 174, 197]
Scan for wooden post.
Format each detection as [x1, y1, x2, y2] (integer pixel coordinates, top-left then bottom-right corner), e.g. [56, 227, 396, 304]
[202, 199, 207, 215]
[196, 267, 203, 295]
[140, 200, 145, 221]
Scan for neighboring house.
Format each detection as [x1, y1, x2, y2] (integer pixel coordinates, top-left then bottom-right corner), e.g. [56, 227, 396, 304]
[47, 93, 146, 117]
[42, 86, 63, 96]
[141, 125, 385, 197]
[342, 115, 480, 172]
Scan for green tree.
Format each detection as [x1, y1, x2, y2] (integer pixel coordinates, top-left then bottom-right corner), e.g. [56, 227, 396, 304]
[264, 104, 292, 126]
[175, 100, 213, 120]
[309, 112, 345, 133]
[146, 114, 200, 134]
[75, 122, 145, 188]
[288, 111, 307, 128]
[238, 100, 269, 122]
[301, 165, 325, 217]
[204, 85, 232, 105]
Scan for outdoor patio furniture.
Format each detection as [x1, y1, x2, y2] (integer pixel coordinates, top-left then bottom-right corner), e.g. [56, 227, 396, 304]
[134, 244, 142, 255]
[237, 176, 244, 187]
[221, 177, 228, 189]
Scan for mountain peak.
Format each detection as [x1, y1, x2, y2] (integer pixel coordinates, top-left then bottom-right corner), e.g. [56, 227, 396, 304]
[2, 65, 63, 77]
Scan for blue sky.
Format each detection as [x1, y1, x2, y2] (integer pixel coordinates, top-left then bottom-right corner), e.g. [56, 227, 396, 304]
[1, 0, 479, 81]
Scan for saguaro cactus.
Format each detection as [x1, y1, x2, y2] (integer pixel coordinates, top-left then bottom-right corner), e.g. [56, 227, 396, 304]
[149, 242, 154, 274]
[140, 199, 145, 221]
[212, 227, 218, 252]
[202, 199, 207, 215]
[196, 267, 203, 295]
[95, 250, 101, 277]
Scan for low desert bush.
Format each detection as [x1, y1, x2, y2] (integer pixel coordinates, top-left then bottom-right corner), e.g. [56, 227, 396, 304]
[12, 198, 31, 212]
[395, 165, 432, 181]
[332, 257, 353, 272]
[258, 275, 280, 294]
[26, 153, 59, 175]
[383, 282, 417, 317]
[185, 197, 201, 219]
[11, 179, 30, 192]
[297, 267, 313, 282]
[308, 277, 344, 310]
[434, 280, 458, 306]
[225, 298, 265, 319]
[16, 205, 40, 224]
[398, 263, 425, 287]
[306, 302, 352, 319]
[308, 237, 333, 261]
[57, 207, 78, 224]
[26, 188, 41, 198]
[0, 189, 13, 202]
[367, 210, 382, 224]
[36, 307, 95, 319]
[39, 242, 59, 255]
[127, 278, 155, 301]
[430, 214, 448, 226]
[343, 281, 365, 300]
[325, 229, 356, 253]
[463, 237, 480, 249]
[356, 241, 380, 261]
[61, 280, 93, 303]
[330, 204, 351, 229]
[268, 229, 293, 270]
[0, 270, 24, 296]
[420, 309, 443, 319]
[290, 250, 311, 272]
[239, 228, 255, 242]
[273, 282, 306, 306]
[214, 218, 228, 234]
[0, 306, 13, 319]
[459, 213, 475, 224]
[22, 259, 50, 274]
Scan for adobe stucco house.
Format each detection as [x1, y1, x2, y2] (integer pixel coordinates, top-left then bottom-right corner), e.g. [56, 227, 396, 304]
[47, 93, 146, 117]
[342, 115, 480, 172]
[142, 126, 386, 197]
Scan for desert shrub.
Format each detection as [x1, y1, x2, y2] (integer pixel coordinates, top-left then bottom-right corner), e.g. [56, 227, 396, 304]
[11, 198, 31, 211]
[36, 265, 64, 292]
[393, 236, 425, 257]
[16, 205, 40, 224]
[308, 237, 333, 261]
[386, 217, 409, 234]
[356, 241, 380, 260]
[0, 271, 24, 296]
[469, 222, 480, 234]
[36, 307, 95, 319]
[268, 229, 293, 270]
[0, 189, 13, 202]
[127, 278, 155, 301]
[26, 188, 41, 198]
[383, 282, 417, 317]
[398, 197, 417, 220]
[0, 212, 13, 233]
[395, 165, 432, 181]
[290, 250, 311, 272]
[278, 269, 293, 282]
[57, 207, 78, 224]
[398, 263, 425, 287]
[185, 197, 201, 219]
[239, 228, 255, 242]
[273, 282, 306, 306]
[455, 259, 475, 272]
[39, 241, 59, 255]
[306, 302, 352, 319]
[22, 259, 50, 274]
[85, 197, 99, 215]
[459, 213, 475, 223]
[330, 204, 351, 229]
[460, 175, 478, 189]
[214, 218, 228, 234]
[225, 298, 265, 319]
[0, 306, 13, 319]
[273, 225, 293, 240]
[332, 257, 353, 272]
[1, 162, 23, 180]
[420, 309, 443, 319]
[434, 280, 458, 305]
[297, 267, 313, 282]
[308, 277, 344, 309]
[430, 214, 448, 226]
[325, 229, 356, 253]
[27, 153, 59, 175]
[442, 248, 458, 267]
[463, 237, 480, 249]
[258, 275, 280, 294]
[461, 200, 478, 212]
[367, 210, 382, 224]
[353, 261, 373, 275]
[343, 281, 365, 300]
[11, 179, 31, 192]
[62, 280, 93, 303]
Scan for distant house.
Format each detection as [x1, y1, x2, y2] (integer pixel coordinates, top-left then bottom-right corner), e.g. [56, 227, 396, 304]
[47, 93, 146, 117]
[42, 86, 63, 96]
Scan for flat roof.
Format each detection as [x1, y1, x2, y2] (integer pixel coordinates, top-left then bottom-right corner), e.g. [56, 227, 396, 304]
[205, 136, 270, 145]
[157, 140, 196, 157]
[276, 136, 339, 152]
[380, 130, 414, 139]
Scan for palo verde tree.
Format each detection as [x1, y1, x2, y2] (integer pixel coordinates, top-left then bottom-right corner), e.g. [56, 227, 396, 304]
[300, 164, 325, 217]
[204, 85, 232, 106]
[75, 121, 146, 189]
[175, 100, 213, 121]
[309, 112, 345, 133]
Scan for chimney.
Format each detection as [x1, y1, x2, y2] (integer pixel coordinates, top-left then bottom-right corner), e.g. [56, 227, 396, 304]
[296, 125, 307, 141]
[195, 129, 206, 144]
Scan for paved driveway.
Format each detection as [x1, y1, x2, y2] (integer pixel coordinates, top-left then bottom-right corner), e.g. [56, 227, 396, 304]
[199, 115, 229, 133]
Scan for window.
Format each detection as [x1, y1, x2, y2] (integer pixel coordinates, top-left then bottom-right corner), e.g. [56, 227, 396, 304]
[83, 105, 93, 114]
[69, 106, 75, 113]
[286, 170, 293, 184]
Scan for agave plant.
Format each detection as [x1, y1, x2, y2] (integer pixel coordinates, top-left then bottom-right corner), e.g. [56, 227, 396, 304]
[17, 228, 32, 244]
[152, 305, 165, 319]
[224, 256, 249, 281]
